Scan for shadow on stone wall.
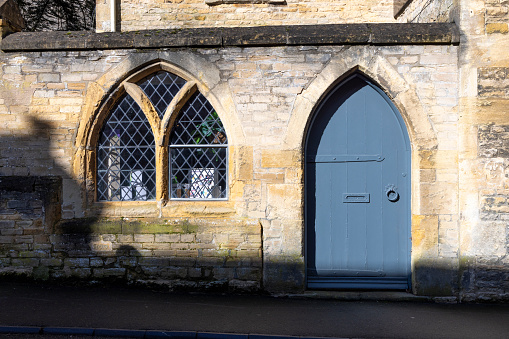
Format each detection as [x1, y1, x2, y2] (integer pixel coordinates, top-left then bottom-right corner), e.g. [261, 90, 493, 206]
[414, 258, 509, 302]
[1, 118, 508, 300]
[0, 115, 101, 281]
[0, 116, 263, 293]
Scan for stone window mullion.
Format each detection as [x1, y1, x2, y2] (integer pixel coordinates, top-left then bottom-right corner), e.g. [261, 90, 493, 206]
[155, 143, 169, 202]
[124, 82, 166, 202]
[94, 66, 227, 203]
[157, 81, 198, 202]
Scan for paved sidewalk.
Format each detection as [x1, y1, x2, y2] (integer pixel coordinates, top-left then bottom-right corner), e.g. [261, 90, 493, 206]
[1, 282, 509, 339]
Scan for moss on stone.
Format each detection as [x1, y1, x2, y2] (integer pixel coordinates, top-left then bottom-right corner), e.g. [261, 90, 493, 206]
[55, 217, 201, 235]
[56, 218, 121, 234]
[121, 219, 199, 234]
[33, 266, 50, 281]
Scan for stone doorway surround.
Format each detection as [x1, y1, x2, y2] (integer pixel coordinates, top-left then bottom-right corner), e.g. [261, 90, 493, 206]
[284, 46, 446, 294]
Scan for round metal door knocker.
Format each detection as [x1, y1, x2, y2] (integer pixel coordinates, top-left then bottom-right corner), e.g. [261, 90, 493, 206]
[385, 184, 399, 202]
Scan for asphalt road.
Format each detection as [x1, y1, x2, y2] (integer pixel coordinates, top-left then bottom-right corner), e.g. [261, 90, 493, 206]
[1, 282, 509, 339]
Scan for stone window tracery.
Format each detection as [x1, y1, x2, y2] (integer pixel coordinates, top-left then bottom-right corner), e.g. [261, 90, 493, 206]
[96, 68, 228, 202]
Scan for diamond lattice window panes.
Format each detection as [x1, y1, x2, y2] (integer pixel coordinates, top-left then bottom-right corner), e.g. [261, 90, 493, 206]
[169, 92, 228, 200]
[96, 68, 228, 202]
[138, 71, 187, 119]
[97, 94, 156, 201]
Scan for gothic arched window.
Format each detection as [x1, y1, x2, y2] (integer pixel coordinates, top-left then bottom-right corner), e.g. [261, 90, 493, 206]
[96, 68, 228, 201]
[169, 92, 228, 199]
[97, 94, 156, 201]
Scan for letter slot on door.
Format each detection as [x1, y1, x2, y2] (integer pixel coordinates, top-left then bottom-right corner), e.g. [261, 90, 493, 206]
[342, 193, 370, 203]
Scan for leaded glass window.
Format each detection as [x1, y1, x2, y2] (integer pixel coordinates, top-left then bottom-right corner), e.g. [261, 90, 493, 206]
[96, 68, 228, 202]
[97, 94, 156, 201]
[138, 71, 187, 118]
[169, 92, 228, 199]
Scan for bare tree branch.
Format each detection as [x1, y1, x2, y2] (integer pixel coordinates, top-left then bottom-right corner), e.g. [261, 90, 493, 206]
[14, 0, 95, 31]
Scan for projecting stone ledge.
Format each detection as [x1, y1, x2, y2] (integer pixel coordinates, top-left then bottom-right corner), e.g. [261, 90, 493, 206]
[0, 23, 460, 51]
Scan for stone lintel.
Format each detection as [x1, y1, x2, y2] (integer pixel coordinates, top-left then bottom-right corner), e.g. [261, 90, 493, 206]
[0, 23, 460, 52]
[369, 23, 459, 45]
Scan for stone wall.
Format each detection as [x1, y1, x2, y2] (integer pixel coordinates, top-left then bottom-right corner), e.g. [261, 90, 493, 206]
[96, 0, 396, 32]
[0, 175, 261, 289]
[1, 0, 508, 302]
[397, 0, 455, 23]
[9, 22, 509, 300]
[457, 0, 509, 302]
[391, 0, 509, 302]
[485, 0, 509, 34]
[0, 23, 467, 296]
[0, 176, 61, 278]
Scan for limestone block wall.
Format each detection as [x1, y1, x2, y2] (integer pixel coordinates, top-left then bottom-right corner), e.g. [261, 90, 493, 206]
[96, 0, 396, 32]
[0, 32, 466, 296]
[0, 48, 264, 290]
[397, 0, 455, 23]
[485, 0, 509, 34]
[456, 0, 509, 302]
[0, 177, 261, 290]
[2, 0, 507, 301]
[0, 177, 61, 278]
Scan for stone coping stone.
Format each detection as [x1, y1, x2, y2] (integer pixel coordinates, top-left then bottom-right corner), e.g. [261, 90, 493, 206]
[1, 23, 460, 52]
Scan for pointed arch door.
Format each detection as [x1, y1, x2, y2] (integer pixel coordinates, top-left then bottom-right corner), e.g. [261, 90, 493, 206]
[305, 74, 411, 289]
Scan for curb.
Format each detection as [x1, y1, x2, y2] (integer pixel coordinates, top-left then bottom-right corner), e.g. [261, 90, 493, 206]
[0, 326, 40, 334]
[43, 327, 95, 335]
[0, 326, 343, 339]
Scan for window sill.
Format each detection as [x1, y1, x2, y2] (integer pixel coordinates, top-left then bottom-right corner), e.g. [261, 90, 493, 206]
[89, 200, 236, 218]
[91, 201, 160, 217]
[161, 200, 236, 218]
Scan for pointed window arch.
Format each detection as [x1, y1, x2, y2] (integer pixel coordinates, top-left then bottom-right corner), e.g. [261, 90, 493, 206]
[97, 94, 156, 201]
[96, 66, 228, 202]
[138, 71, 187, 119]
[169, 92, 228, 199]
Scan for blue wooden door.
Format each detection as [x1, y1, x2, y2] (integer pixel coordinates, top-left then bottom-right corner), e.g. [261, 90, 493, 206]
[306, 74, 411, 289]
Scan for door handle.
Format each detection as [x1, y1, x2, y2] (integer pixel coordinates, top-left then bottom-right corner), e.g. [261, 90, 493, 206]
[385, 184, 399, 202]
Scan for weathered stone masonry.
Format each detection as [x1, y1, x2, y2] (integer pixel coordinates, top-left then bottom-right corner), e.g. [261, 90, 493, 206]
[97, 0, 397, 32]
[455, 0, 509, 302]
[0, 23, 469, 296]
[1, 0, 509, 302]
[0, 175, 262, 289]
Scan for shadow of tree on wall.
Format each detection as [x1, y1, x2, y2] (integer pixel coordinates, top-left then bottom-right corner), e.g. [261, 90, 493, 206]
[116, 245, 142, 282]
[0, 117, 166, 286]
[1, 118, 508, 300]
[0, 117, 157, 285]
[0, 116, 263, 293]
[0, 115, 102, 282]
